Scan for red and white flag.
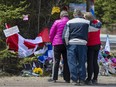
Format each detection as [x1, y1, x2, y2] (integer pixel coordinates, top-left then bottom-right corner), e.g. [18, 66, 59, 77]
[6, 33, 43, 58]
[38, 27, 50, 43]
[37, 27, 50, 47]
[5, 23, 43, 58]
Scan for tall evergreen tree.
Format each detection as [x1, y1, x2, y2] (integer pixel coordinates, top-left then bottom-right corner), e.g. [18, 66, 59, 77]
[0, 0, 28, 49]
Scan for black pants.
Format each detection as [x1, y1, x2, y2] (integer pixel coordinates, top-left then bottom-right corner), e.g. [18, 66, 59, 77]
[53, 44, 70, 81]
[87, 44, 100, 81]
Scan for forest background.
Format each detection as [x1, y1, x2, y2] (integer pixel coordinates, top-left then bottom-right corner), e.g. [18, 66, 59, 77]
[0, 0, 116, 75]
[0, 0, 116, 49]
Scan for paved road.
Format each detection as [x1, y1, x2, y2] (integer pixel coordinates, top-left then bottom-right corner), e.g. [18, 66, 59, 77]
[0, 76, 116, 87]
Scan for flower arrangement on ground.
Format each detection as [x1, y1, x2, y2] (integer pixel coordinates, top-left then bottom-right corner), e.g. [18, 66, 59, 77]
[33, 67, 43, 76]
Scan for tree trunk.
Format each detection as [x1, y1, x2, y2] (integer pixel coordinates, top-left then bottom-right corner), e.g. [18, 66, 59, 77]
[86, 0, 91, 12]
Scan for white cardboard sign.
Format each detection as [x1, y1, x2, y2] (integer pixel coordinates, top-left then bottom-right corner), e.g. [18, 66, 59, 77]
[3, 26, 19, 37]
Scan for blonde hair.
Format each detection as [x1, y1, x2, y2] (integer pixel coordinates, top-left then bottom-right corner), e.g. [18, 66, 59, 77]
[84, 12, 95, 21]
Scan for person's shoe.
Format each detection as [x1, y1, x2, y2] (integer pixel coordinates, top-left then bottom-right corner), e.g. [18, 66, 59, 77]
[53, 80, 56, 83]
[65, 80, 70, 83]
[71, 80, 79, 85]
[48, 78, 56, 83]
[74, 82, 80, 86]
[85, 79, 92, 85]
[79, 80, 85, 86]
[92, 79, 98, 85]
[48, 78, 53, 82]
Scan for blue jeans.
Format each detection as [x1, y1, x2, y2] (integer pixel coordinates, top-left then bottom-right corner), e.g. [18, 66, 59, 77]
[67, 45, 87, 82]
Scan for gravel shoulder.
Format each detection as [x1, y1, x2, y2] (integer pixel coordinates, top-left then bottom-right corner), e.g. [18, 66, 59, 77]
[0, 76, 116, 87]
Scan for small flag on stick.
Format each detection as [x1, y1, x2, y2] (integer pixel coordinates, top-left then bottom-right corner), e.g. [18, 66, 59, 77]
[104, 34, 110, 53]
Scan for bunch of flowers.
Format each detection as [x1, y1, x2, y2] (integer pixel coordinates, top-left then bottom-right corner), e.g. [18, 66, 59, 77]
[51, 6, 60, 15]
[33, 67, 43, 76]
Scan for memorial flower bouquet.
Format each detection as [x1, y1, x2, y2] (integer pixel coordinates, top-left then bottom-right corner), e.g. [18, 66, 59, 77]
[33, 67, 43, 76]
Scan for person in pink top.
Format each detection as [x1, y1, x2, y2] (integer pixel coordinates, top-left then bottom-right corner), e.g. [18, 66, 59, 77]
[49, 10, 70, 83]
[84, 12, 102, 85]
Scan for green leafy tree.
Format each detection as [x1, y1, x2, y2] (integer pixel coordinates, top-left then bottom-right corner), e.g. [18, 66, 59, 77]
[95, 0, 116, 25]
[1, 0, 116, 49]
[0, 48, 21, 74]
[102, 0, 116, 24]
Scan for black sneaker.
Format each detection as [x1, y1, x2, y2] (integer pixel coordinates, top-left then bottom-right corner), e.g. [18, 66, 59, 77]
[75, 82, 80, 86]
[48, 78, 56, 83]
[65, 80, 70, 83]
[85, 79, 92, 85]
[53, 80, 56, 83]
[79, 80, 85, 86]
[92, 79, 98, 85]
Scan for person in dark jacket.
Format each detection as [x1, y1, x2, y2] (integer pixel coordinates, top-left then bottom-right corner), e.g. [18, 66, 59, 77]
[49, 10, 70, 83]
[62, 9, 90, 85]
